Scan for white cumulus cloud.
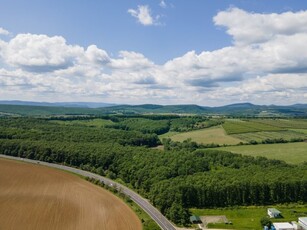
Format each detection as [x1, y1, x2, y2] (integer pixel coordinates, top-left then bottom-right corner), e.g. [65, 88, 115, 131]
[0, 27, 10, 36]
[1, 8, 307, 105]
[128, 5, 157, 26]
[84, 45, 110, 65]
[2, 34, 83, 72]
[214, 7, 307, 46]
[109, 51, 154, 70]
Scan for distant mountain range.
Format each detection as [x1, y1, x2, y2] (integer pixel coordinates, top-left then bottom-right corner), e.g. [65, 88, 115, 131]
[0, 100, 306, 117]
[0, 100, 116, 108]
[98, 103, 307, 117]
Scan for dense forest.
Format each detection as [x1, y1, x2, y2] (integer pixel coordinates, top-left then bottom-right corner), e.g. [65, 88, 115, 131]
[0, 116, 306, 226]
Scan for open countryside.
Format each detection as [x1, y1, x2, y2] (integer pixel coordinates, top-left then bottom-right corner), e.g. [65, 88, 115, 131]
[160, 118, 307, 165]
[2, 1, 307, 230]
[0, 158, 142, 230]
[0, 114, 306, 229]
[191, 205, 307, 230]
[161, 118, 307, 146]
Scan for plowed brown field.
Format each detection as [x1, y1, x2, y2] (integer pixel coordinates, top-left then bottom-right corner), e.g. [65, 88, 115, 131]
[0, 158, 142, 230]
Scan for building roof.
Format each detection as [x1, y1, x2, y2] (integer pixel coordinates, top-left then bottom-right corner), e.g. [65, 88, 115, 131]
[299, 217, 307, 224]
[268, 208, 281, 214]
[190, 215, 201, 222]
[273, 222, 294, 228]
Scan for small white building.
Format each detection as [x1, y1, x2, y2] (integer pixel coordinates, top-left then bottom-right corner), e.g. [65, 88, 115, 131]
[291, 221, 302, 230]
[273, 222, 294, 230]
[299, 217, 307, 230]
[268, 208, 282, 218]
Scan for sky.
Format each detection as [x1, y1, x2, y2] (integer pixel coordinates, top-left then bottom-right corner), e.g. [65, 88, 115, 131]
[0, 0, 307, 106]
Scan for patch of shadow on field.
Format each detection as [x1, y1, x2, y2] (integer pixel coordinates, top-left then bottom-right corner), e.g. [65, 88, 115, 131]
[201, 215, 229, 226]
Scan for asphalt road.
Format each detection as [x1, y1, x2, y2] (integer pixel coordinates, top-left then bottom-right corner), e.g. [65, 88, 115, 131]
[0, 154, 176, 230]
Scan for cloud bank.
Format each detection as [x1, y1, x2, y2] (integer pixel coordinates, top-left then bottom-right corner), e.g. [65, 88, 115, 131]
[0, 8, 307, 105]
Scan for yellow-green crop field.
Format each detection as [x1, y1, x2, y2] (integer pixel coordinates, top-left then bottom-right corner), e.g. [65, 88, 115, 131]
[223, 119, 307, 135]
[222, 120, 284, 135]
[232, 130, 307, 142]
[251, 119, 307, 129]
[163, 126, 243, 145]
[291, 129, 307, 134]
[219, 142, 307, 164]
[161, 118, 307, 146]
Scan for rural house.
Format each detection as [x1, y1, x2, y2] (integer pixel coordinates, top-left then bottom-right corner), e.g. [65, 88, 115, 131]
[190, 215, 201, 224]
[272, 222, 295, 230]
[299, 217, 307, 230]
[268, 208, 282, 218]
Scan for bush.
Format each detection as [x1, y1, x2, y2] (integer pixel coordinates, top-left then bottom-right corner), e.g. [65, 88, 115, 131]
[260, 216, 272, 228]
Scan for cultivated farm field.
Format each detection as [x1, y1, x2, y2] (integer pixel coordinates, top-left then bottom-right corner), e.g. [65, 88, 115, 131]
[290, 129, 307, 135]
[0, 158, 141, 230]
[219, 142, 307, 164]
[222, 119, 307, 143]
[222, 120, 284, 134]
[232, 130, 307, 142]
[160, 118, 307, 146]
[222, 119, 307, 134]
[251, 119, 307, 129]
[166, 126, 243, 145]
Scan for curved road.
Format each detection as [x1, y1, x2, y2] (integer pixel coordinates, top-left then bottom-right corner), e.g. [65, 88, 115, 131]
[0, 154, 176, 230]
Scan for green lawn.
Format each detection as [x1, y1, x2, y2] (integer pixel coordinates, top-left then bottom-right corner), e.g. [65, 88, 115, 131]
[219, 142, 307, 164]
[163, 126, 244, 145]
[191, 204, 307, 230]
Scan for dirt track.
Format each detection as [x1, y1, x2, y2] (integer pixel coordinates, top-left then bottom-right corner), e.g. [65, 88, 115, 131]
[0, 158, 142, 230]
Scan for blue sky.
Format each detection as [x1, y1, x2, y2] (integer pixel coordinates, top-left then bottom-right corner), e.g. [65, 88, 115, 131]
[0, 0, 307, 105]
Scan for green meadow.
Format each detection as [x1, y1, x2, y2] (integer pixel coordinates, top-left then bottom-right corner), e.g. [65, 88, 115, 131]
[232, 130, 307, 142]
[222, 120, 283, 135]
[163, 126, 243, 145]
[219, 142, 307, 164]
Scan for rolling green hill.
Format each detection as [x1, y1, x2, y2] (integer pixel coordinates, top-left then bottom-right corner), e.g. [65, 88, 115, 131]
[0, 104, 100, 116]
[0, 101, 307, 117]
